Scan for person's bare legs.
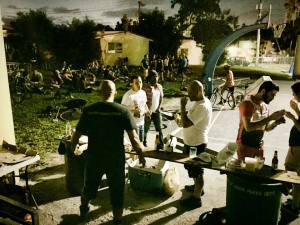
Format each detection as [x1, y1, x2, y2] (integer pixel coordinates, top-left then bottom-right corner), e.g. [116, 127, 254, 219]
[180, 174, 203, 208]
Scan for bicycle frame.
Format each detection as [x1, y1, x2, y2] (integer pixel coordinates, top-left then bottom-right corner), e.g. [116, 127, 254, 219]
[210, 86, 241, 109]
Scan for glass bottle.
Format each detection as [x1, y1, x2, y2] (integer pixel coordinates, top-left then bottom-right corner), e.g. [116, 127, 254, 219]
[155, 132, 160, 151]
[272, 150, 278, 170]
[65, 121, 72, 137]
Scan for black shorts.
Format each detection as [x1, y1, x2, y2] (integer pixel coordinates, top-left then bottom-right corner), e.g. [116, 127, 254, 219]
[184, 144, 207, 178]
[227, 86, 234, 93]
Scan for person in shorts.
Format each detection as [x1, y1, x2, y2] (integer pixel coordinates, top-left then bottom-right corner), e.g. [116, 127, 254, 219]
[236, 81, 286, 161]
[285, 81, 300, 210]
[178, 80, 212, 208]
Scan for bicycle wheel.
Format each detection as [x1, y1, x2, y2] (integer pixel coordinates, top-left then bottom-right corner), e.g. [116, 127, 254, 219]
[227, 91, 244, 109]
[210, 88, 219, 106]
[234, 91, 245, 105]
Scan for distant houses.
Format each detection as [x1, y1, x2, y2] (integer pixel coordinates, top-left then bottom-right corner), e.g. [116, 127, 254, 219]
[95, 31, 152, 66]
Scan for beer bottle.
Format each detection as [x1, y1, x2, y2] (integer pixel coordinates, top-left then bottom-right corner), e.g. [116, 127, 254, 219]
[65, 121, 72, 137]
[272, 150, 278, 170]
[155, 132, 160, 151]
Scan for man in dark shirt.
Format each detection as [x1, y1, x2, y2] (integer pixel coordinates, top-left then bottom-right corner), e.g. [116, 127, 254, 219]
[71, 80, 145, 223]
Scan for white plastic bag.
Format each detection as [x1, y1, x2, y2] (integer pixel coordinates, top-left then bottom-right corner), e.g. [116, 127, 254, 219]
[215, 142, 237, 166]
[163, 165, 180, 196]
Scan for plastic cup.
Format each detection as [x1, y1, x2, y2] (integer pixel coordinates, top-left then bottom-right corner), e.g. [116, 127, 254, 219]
[189, 147, 197, 158]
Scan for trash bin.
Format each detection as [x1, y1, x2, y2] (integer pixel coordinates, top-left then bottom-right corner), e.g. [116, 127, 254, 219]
[63, 141, 86, 195]
[226, 174, 283, 225]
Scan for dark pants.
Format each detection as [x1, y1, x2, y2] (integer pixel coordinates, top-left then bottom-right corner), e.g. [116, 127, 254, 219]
[81, 155, 125, 209]
[136, 125, 144, 142]
[144, 112, 163, 145]
[184, 144, 207, 178]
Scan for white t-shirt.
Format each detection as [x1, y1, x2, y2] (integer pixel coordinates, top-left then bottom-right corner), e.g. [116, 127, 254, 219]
[151, 88, 161, 112]
[183, 97, 212, 146]
[121, 89, 147, 126]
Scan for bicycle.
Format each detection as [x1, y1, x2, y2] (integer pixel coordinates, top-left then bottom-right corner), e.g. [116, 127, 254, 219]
[210, 85, 244, 109]
[10, 71, 32, 104]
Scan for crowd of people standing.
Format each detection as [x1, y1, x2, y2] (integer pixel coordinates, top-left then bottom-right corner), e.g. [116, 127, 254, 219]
[69, 73, 300, 224]
[141, 54, 188, 83]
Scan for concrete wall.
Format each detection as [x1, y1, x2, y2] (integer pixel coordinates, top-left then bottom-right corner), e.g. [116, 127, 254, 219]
[0, 15, 15, 145]
[98, 32, 150, 66]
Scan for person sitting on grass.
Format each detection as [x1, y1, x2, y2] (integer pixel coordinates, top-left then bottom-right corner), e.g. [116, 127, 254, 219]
[28, 69, 44, 93]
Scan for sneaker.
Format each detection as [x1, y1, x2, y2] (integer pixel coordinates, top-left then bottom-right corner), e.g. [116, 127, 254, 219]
[157, 144, 164, 150]
[180, 196, 202, 208]
[113, 219, 122, 224]
[79, 205, 90, 220]
[143, 141, 148, 147]
[184, 185, 205, 196]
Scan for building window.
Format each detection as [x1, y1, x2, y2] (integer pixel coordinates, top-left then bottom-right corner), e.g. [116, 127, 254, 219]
[108, 42, 122, 53]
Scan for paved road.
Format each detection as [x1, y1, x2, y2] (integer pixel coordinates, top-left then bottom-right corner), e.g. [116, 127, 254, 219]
[161, 79, 295, 169]
[35, 80, 299, 225]
[147, 79, 300, 224]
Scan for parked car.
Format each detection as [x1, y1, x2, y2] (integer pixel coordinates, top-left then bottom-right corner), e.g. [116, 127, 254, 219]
[227, 57, 251, 66]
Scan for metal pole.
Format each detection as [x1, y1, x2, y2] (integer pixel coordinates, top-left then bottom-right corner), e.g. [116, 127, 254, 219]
[138, 1, 141, 23]
[267, 4, 272, 28]
[255, 0, 263, 66]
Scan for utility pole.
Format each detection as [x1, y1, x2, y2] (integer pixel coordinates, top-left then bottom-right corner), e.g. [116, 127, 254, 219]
[255, 0, 263, 66]
[137, 1, 145, 23]
[138, 1, 141, 22]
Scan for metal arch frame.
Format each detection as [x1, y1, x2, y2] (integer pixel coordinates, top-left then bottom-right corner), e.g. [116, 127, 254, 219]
[202, 23, 269, 97]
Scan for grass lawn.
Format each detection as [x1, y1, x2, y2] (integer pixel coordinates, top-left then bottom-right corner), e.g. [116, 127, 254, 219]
[10, 65, 292, 165]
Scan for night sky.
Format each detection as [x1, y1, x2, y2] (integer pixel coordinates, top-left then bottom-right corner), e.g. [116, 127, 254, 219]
[0, 0, 285, 27]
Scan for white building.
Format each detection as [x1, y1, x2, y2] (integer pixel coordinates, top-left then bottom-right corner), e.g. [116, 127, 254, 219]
[95, 31, 152, 66]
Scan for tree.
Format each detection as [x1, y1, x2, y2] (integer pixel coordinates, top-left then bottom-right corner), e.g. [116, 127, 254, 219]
[7, 10, 113, 69]
[130, 8, 182, 57]
[52, 17, 100, 68]
[279, 19, 300, 54]
[7, 10, 55, 66]
[171, 0, 239, 62]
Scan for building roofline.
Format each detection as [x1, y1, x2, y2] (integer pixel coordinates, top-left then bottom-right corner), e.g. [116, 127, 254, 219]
[95, 31, 153, 41]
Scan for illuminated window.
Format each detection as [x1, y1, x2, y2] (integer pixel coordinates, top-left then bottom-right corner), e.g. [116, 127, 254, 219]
[108, 42, 122, 53]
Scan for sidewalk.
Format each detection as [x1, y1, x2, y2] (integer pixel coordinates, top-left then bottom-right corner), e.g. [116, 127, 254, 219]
[32, 80, 300, 224]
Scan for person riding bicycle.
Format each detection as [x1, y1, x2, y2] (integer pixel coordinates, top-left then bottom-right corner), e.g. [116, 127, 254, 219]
[218, 64, 235, 105]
